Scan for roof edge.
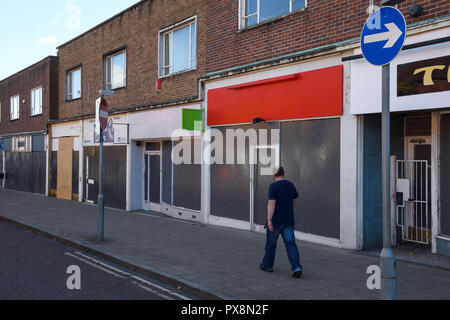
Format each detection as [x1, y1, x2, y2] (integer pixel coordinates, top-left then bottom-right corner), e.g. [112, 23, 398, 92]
[0, 55, 57, 83]
[57, 0, 148, 49]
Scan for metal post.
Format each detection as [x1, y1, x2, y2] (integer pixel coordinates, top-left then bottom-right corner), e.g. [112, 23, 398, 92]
[98, 95, 105, 241]
[380, 63, 396, 300]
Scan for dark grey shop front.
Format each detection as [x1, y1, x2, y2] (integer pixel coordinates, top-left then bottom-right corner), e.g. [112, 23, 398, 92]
[440, 114, 450, 239]
[84, 146, 127, 210]
[159, 140, 201, 211]
[211, 118, 341, 239]
[0, 134, 46, 195]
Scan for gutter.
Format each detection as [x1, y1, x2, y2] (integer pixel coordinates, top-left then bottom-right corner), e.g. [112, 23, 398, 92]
[0, 130, 47, 139]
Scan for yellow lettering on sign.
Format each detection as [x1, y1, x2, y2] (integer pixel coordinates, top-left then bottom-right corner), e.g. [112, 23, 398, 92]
[448, 65, 450, 83]
[413, 65, 446, 86]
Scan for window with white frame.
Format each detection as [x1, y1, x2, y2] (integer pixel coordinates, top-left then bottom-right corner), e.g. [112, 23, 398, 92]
[66, 68, 82, 100]
[105, 51, 127, 90]
[31, 87, 43, 116]
[10, 95, 19, 120]
[12, 136, 32, 152]
[159, 18, 197, 77]
[0, 102, 2, 122]
[240, 0, 306, 28]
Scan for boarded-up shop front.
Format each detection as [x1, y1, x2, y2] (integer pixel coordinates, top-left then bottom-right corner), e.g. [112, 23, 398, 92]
[205, 62, 347, 246]
[129, 104, 203, 221]
[1, 134, 47, 195]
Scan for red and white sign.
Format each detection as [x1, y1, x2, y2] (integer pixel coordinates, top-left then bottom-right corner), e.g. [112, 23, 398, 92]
[99, 98, 109, 130]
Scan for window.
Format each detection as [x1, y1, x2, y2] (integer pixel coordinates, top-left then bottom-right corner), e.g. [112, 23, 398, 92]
[31, 87, 43, 116]
[105, 51, 127, 90]
[66, 68, 81, 100]
[240, 0, 306, 28]
[0, 102, 2, 122]
[12, 136, 32, 152]
[160, 18, 197, 77]
[10, 95, 19, 120]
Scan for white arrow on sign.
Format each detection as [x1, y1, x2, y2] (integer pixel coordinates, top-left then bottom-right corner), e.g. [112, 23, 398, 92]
[363, 23, 403, 48]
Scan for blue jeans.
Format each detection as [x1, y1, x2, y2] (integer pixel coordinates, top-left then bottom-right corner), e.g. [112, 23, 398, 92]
[262, 224, 302, 272]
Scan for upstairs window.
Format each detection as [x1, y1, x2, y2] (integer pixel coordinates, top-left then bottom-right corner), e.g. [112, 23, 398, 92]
[105, 50, 127, 90]
[159, 17, 197, 77]
[240, 0, 306, 28]
[66, 67, 81, 100]
[10, 95, 19, 120]
[31, 87, 43, 116]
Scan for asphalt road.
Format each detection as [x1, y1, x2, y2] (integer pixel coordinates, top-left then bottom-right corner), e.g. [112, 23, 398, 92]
[0, 220, 200, 300]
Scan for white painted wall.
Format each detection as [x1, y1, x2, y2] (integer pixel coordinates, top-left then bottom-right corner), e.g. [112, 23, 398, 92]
[340, 60, 361, 250]
[51, 121, 82, 138]
[129, 104, 201, 141]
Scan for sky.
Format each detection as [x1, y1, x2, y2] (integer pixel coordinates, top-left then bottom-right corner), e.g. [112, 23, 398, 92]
[0, 0, 140, 80]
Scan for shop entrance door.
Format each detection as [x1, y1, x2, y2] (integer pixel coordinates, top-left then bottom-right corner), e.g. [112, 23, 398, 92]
[251, 145, 280, 231]
[396, 137, 432, 245]
[144, 152, 161, 212]
[85, 153, 98, 204]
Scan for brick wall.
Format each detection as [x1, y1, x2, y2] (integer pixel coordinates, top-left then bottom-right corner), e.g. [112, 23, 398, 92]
[206, 0, 450, 73]
[0, 56, 57, 135]
[57, 0, 206, 120]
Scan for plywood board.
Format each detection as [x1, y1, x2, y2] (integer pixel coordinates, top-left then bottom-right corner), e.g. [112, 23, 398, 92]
[57, 137, 73, 200]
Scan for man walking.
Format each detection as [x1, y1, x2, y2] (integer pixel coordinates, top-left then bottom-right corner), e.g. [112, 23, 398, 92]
[260, 167, 303, 278]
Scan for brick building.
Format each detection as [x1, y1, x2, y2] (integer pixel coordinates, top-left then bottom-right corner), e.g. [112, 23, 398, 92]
[201, 0, 450, 256]
[1, 0, 449, 256]
[0, 56, 58, 194]
[206, 0, 449, 73]
[50, 0, 206, 219]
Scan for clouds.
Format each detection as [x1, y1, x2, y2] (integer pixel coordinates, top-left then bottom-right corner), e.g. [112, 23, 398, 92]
[36, 36, 56, 45]
[12, 47, 33, 56]
[49, 0, 82, 30]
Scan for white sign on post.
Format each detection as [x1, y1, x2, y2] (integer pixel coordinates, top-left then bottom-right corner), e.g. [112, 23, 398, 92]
[95, 98, 101, 140]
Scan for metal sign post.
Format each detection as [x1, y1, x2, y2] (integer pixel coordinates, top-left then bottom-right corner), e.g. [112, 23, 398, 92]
[97, 90, 114, 241]
[380, 62, 396, 300]
[361, 6, 406, 300]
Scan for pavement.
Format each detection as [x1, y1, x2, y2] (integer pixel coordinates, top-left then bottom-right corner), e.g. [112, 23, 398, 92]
[1, 188, 449, 300]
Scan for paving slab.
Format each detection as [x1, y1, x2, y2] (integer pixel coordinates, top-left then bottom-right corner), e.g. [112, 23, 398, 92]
[1, 189, 449, 300]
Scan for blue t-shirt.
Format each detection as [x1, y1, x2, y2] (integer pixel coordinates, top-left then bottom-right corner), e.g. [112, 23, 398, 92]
[268, 180, 299, 226]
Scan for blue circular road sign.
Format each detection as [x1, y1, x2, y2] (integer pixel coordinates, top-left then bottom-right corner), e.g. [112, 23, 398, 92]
[361, 7, 406, 66]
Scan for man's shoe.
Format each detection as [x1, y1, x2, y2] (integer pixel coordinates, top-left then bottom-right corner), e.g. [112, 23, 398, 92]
[293, 270, 302, 278]
[259, 264, 273, 273]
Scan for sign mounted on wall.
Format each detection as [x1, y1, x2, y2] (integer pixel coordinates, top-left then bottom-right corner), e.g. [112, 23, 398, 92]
[397, 55, 450, 97]
[361, 6, 406, 66]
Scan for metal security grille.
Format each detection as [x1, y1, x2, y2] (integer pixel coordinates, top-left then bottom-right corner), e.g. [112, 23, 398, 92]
[396, 160, 431, 245]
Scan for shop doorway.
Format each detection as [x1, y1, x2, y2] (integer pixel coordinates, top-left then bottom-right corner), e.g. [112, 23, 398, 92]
[144, 142, 162, 212]
[85, 153, 98, 204]
[251, 145, 280, 231]
[396, 135, 432, 245]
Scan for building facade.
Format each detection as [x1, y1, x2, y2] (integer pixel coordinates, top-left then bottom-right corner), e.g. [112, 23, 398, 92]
[50, 0, 206, 220]
[0, 56, 58, 195]
[1, 0, 449, 256]
[202, 0, 450, 255]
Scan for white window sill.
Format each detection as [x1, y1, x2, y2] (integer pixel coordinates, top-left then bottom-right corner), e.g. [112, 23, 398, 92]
[158, 67, 197, 79]
[238, 8, 306, 33]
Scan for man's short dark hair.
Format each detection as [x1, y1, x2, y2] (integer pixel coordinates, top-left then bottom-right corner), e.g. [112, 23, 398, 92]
[274, 167, 285, 177]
